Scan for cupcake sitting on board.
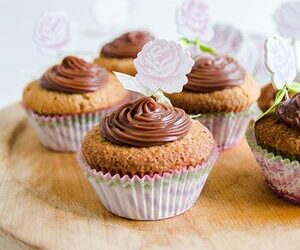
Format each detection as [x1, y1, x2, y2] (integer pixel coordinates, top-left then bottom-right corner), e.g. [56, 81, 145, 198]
[22, 56, 129, 152]
[247, 36, 300, 204]
[167, 53, 260, 150]
[172, 0, 260, 150]
[78, 39, 219, 220]
[94, 30, 154, 76]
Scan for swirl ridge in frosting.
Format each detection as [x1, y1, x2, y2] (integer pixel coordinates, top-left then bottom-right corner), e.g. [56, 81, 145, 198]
[101, 31, 154, 59]
[41, 56, 108, 93]
[101, 97, 191, 147]
[276, 93, 300, 131]
[184, 54, 246, 93]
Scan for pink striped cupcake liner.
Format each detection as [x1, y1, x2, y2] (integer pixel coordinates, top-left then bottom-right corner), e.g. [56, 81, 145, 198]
[77, 145, 219, 220]
[25, 107, 118, 152]
[193, 104, 260, 150]
[246, 125, 300, 204]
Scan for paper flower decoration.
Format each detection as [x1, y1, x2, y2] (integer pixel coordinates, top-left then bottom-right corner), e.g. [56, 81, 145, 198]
[114, 39, 194, 103]
[90, 0, 128, 29]
[273, 1, 300, 39]
[134, 39, 194, 93]
[176, 0, 213, 41]
[265, 36, 296, 89]
[33, 12, 75, 55]
[260, 35, 300, 118]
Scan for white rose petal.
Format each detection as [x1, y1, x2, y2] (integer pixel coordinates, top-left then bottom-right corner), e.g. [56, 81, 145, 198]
[33, 12, 75, 55]
[265, 36, 297, 89]
[273, 1, 300, 39]
[134, 39, 195, 94]
[176, 0, 214, 41]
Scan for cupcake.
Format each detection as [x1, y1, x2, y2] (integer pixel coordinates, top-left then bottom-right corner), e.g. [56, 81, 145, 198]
[77, 39, 219, 220]
[247, 93, 300, 204]
[78, 97, 218, 220]
[167, 53, 261, 150]
[94, 31, 154, 76]
[247, 35, 300, 204]
[23, 56, 129, 152]
[258, 83, 276, 112]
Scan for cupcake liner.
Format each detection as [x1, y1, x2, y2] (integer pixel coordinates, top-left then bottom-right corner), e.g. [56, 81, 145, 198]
[193, 104, 260, 150]
[246, 125, 300, 204]
[77, 146, 219, 220]
[25, 107, 117, 152]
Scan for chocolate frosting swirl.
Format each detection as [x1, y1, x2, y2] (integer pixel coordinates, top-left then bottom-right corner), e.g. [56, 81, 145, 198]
[101, 97, 191, 147]
[276, 93, 300, 131]
[41, 56, 108, 93]
[184, 54, 246, 93]
[101, 31, 154, 59]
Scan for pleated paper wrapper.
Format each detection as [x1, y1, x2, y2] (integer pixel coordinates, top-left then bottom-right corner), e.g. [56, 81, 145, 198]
[246, 125, 300, 204]
[193, 104, 260, 150]
[25, 107, 117, 152]
[77, 146, 219, 220]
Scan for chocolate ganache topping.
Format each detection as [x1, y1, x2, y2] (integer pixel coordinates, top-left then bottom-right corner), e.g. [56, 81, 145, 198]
[101, 96, 191, 147]
[101, 31, 154, 59]
[276, 93, 300, 131]
[41, 56, 108, 93]
[183, 54, 246, 93]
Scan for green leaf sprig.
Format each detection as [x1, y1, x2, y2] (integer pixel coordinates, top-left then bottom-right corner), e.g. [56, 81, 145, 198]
[259, 82, 300, 119]
[179, 38, 216, 55]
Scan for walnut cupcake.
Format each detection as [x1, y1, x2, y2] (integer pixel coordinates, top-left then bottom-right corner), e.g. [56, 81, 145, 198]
[23, 56, 129, 152]
[78, 96, 218, 220]
[247, 93, 300, 204]
[167, 53, 261, 150]
[94, 30, 154, 75]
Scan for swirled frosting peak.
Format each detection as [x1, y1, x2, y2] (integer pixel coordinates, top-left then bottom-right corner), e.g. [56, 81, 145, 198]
[276, 93, 300, 131]
[41, 56, 108, 93]
[101, 96, 191, 147]
[101, 31, 154, 59]
[184, 54, 246, 93]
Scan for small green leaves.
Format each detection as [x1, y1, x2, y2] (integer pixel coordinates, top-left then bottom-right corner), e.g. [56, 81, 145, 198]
[179, 38, 216, 55]
[195, 39, 216, 54]
[287, 82, 300, 95]
[179, 38, 190, 48]
[258, 87, 287, 119]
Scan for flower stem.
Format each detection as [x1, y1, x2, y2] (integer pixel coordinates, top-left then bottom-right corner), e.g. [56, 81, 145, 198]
[292, 39, 299, 75]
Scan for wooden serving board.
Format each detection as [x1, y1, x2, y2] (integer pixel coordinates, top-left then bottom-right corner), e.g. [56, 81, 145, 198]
[0, 104, 299, 250]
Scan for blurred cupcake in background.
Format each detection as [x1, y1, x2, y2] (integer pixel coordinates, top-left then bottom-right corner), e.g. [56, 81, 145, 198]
[257, 83, 277, 112]
[23, 56, 129, 152]
[174, 0, 260, 150]
[247, 36, 300, 204]
[78, 39, 219, 220]
[94, 30, 154, 75]
[167, 53, 260, 150]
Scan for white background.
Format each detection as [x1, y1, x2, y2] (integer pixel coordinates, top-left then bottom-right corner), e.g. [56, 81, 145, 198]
[0, 0, 287, 108]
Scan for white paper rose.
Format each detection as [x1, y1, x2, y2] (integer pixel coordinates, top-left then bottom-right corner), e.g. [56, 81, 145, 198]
[90, 0, 128, 30]
[33, 12, 75, 55]
[133, 39, 194, 93]
[273, 1, 300, 39]
[265, 36, 297, 89]
[176, 0, 213, 41]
